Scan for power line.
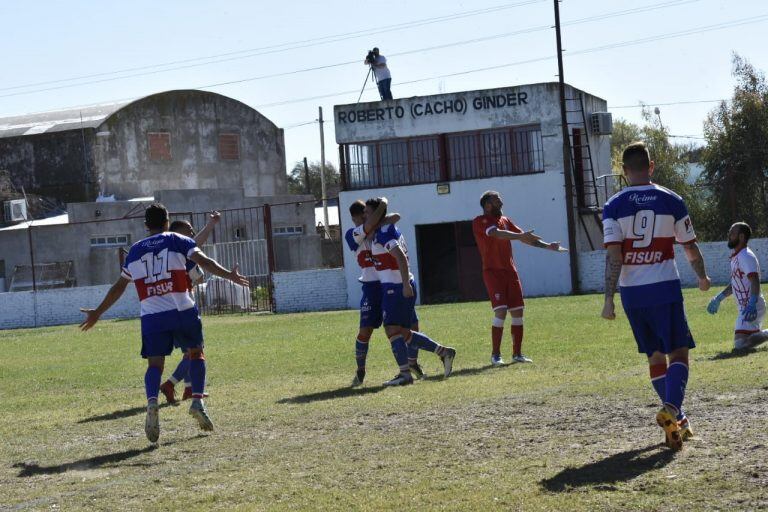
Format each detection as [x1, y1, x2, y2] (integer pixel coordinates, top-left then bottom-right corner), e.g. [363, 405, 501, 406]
[0, 0, 702, 99]
[611, 99, 725, 109]
[254, 14, 768, 109]
[0, 0, 547, 94]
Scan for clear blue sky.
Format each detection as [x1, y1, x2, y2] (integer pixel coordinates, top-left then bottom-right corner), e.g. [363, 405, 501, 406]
[1, 0, 766, 173]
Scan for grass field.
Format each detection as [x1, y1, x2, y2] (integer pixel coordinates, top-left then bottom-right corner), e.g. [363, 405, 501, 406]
[1, 289, 767, 511]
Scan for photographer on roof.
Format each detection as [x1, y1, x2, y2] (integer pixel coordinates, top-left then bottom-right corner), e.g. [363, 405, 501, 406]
[364, 47, 393, 101]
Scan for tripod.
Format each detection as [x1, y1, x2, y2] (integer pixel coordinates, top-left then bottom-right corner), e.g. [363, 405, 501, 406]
[356, 64, 379, 103]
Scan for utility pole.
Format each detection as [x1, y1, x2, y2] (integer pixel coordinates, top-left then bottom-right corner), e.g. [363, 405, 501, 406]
[554, 0, 580, 294]
[318, 106, 330, 238]
[303, 157, 311, 195]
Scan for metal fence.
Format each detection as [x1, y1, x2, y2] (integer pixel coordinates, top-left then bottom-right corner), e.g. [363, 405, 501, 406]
[1, 198, 344, 316]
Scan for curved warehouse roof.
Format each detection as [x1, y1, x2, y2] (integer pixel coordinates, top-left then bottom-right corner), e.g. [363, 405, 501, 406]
[0, 90, 277, 139]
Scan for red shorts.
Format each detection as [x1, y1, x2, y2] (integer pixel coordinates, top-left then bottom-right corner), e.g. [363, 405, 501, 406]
[483, 269, 524, 311]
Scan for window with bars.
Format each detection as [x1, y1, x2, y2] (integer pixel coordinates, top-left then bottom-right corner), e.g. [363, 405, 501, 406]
[219, 133, 241, 161]
[341, 126, 542, 190]
[148, 132, 172, 161]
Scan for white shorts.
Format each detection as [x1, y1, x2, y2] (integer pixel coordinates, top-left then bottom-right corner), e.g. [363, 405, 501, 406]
[735, 295, 766, 336]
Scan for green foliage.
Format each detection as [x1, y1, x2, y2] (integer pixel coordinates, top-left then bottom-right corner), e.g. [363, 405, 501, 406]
[287, 160, 340, 200]
[610, 115, 714, 239]
[701, 53, 768, 239]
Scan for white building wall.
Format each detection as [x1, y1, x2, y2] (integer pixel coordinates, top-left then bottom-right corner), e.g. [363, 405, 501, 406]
[577, 238, 768, 292]
[273, 268, 348, 313]
[340, 172, 573, 309]
[0, 284, 140, 330]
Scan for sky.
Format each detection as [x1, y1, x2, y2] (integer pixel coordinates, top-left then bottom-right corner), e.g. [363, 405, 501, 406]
[1, 0, 766, 173]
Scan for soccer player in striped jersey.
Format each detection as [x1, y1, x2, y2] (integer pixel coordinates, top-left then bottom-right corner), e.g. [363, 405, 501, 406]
[345, 200, 418, 386]
[353, 197, 456, 386]
[706, 222, 768, 350]
[602, 142, 711, 450]
[472, 191, 568, 366]
[80, 203, 249, 443]
[159, 211, 221, 404]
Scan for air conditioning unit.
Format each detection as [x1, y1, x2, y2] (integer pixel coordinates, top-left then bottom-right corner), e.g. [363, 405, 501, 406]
[4, 199, 28, 222]
[591, 112, 613, 135]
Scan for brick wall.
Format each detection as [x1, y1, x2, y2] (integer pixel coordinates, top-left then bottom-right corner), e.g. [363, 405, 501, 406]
[273, 268, 348, 313]
[578, 238, 768, 293]
[0, 284, 140, 330]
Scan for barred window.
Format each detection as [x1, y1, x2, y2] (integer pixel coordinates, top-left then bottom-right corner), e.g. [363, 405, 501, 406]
[341, 126, 542, 190]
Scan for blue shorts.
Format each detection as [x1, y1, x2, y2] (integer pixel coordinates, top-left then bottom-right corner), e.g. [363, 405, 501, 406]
[624, 301, 695, 357]
[382, 281, 419, 328]
[140, 308, 204, 358]
[360, 281, 383, 329]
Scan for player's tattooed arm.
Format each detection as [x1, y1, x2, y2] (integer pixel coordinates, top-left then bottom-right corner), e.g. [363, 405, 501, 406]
[528, 238, 568, 252]
[601, 245, 622, 320]
[720, 283, 733, 297]
[683, 242, 711, 291]
[490, 228, 542, 245]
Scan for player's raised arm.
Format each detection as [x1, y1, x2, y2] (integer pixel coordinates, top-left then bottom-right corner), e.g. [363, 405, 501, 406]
[487, 226, 541, 245]
[189, 251, 249, 287]
[194, 211, 221, 246]
[381, 212, 401, 225]
[80, 276, 131, 331]
[362, 197, 388, 235]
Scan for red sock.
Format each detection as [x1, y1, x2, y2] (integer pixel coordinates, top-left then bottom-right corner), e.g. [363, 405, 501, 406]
[511, 325, 524, 356]
[491, 326, 503, 356]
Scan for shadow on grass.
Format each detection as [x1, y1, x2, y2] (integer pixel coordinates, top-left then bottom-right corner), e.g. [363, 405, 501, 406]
[13, 435, 204, 477]
[422, 364, 497, 381]
[277, 385, 386, 404]
[540, 444, 675, 492]
[77, 402, 174, 424]
[709, 346, 766, 360]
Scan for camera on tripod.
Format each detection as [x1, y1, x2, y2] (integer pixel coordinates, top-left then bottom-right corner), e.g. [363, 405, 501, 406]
[364, 49, 377, 65]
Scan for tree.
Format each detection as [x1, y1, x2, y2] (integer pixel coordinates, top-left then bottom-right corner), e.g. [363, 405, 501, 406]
[287, 160, 340, 201]
[610, 113, 714, 239]
[701, 54, 768, 239]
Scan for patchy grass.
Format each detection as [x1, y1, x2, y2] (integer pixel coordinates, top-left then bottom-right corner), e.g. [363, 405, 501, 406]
[0, 289, 766, 511]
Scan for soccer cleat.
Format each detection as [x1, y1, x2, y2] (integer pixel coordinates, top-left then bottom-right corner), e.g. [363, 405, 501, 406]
[491, 354, 505, 367]
[189, 400, 214, 432]
[159, 381, 178, 405]
[679, 417, 694, 442]
[383, 372, 414, 386]
[351, 369, 366, 387]
[409, 362, 426, 379]
[145, 402, 160, 443]
[656, 406, 683, 450]
[511, 354, 533, 363]
[440, 347, 457, 377]
[182, 387, 209, 400]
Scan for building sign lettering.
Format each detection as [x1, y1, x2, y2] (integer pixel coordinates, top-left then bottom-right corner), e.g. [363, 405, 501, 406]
[336, 91, 529, 125]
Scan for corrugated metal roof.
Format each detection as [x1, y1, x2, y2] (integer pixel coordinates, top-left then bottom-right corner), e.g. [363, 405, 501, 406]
[0, 101, 131, 139]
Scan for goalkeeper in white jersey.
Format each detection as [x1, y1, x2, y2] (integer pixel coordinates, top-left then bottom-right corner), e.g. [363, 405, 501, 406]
[707, 222, 768, 350]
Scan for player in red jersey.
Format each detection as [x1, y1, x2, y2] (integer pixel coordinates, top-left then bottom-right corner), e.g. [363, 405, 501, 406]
[472, 191, 568, 365]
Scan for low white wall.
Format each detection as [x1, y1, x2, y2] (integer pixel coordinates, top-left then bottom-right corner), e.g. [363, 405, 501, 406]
[578, 238, 768, 293]
[0, 284, 140, 330]
[273, 268, 348, 313]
